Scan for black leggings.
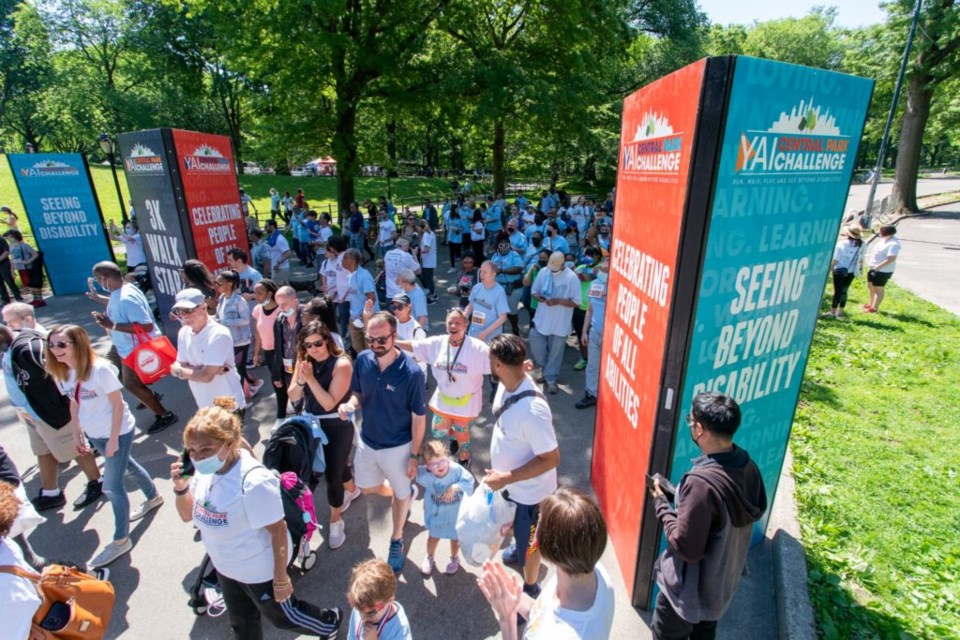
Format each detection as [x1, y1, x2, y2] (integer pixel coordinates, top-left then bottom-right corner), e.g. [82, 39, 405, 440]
[233, 345, 255, 384]
[449, 241, 462, 268]
[217, 572, 338, 640]
[471, 239, 486, 262]
[831, 271, 856, 309]
[264, 349, 292, 419]
[318, 417, 355, 509]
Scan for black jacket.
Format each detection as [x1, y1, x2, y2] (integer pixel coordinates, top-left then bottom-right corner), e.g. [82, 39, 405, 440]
[10, 328, 71, 429]
[270, 309, 303, 380]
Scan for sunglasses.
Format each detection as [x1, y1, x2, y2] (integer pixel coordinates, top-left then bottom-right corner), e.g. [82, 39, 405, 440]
[364, 333, 394, 346]
[389, 303, 407, 311]
[303, 339, 326, 350]
[173, 307, 200, 317]
[48, 340, 74, 349]
[358, 602, 387, 617]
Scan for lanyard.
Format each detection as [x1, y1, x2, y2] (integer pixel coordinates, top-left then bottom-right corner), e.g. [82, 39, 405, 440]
[445, 336, 466, 384]
[354, 602, 397, 638]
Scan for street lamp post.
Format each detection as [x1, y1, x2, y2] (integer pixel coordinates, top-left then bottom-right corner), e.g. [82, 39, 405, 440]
[98, 133, 128, 224]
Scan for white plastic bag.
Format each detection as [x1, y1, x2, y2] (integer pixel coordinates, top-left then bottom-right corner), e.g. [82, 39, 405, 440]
[455, 482, 517, 567]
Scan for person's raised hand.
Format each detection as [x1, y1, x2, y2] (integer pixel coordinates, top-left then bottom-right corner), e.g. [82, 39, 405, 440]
[477, 561, 522, 624]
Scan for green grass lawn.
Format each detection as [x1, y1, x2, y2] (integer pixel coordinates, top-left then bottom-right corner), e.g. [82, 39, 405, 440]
[794, 279, 960, 638]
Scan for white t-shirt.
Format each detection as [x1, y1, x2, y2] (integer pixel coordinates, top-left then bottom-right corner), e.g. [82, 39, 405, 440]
[413, 335, 490, 418]
[384, 249, 420, 299]
[420, 231, 437, 268]
[317, 226, 333, 246]
[268, 234, 290, 269]
[334, 253, 351, 303]
[122, 232, 146, 266]
[177, 320, 246, 410]
[0, 538, 42, 640]
[524, 565, 615, 640]
[320, 257, 339, 299]
[470, 221, 486, 241]
[832, 239, 864, 275]
[378, 219, 397, 246]
[191, 450, 291, 583]
[490, 376, 558, 505]
[868, 236, 901, 273]
[531, 268, 582, 337]
[59, 359, 136, 439]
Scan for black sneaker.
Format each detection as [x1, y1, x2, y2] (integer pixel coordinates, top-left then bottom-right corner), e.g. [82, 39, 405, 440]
[32, 491, 66, 512]
[147, 412, 178, 434]
[73, 480, 104, 509]
[449, 439, 459, 456]
[575, 393, 597, 410]
[317, 607, 342, 640]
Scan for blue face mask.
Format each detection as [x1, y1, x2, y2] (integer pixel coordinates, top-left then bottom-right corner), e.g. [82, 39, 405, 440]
[192, 445, 226, 475]
[564, 261, 575, 270]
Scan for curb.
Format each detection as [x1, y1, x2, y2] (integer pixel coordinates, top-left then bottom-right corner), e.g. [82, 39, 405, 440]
[771, 448, 817, 640]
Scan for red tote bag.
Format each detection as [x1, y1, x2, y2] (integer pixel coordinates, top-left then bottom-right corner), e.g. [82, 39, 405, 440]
[122, 325, 178, 385]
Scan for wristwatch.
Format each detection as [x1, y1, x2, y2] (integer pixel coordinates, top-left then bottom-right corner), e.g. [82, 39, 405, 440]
[410, 453, 421, 461]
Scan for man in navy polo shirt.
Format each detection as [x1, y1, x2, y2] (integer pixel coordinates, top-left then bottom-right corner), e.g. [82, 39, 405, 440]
[338, 312, 426, 574]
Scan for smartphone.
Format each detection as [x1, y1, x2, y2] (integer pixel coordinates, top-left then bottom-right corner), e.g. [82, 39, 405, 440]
[646, 473, 676, 502]
[180, 448, 195, 478]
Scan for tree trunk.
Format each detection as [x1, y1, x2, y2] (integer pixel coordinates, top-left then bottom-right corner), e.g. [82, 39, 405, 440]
[386, 120, 398, 177]
[492, 118, 505, 195]
[333, 100, 359, 214]
[891, 75, 933, 213]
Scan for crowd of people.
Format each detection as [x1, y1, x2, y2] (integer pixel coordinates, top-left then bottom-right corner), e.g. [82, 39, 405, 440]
[1, 186, 773, 639]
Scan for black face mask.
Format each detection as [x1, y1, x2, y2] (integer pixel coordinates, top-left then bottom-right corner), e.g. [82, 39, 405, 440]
[538, 260, 548, 268]
[547, 230, 554, 237]
[532, 237, 542, 247]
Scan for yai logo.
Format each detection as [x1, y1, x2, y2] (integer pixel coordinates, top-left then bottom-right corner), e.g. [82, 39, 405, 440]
[125, 143, 164, 174]
[736, 97, 850, 176]
[136, 349, 161, 375]
[183, 144, 230, 173]
[19, 160, 79, 178]
[621, 111, 684, 174]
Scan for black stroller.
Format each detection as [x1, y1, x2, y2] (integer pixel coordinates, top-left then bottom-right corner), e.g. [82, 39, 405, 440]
[186, 416, 325, 616]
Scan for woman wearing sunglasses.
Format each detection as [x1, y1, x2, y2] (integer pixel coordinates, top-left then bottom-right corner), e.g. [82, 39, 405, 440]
[216, 269, 262, 401]
[286, 321, 360, 550]
[44, 325, 163, 568]
[396, 307, 490, 467]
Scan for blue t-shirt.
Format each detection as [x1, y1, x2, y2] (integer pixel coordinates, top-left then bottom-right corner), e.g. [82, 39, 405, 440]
[484, 205, 503, 233]
[587, 277, 608, 333]
[467, 283, 509, 340]
[508, 231, 527, 253]
[492, 250, 524, 286]
[346, 269, 379, 319]
[416, 463, 475, 539]
[350, 351, 426, 450]
[547, 234, 570, 256]
[270, 193, 280, 210]
[407, 286, 429, 328]
[106, 284, 159, 358]
[446, 216, 463, 244]
[347, 602, 412, 640]
[525, 223, 544, 240]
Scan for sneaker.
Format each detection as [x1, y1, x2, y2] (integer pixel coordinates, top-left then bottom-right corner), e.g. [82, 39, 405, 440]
[535, 371, 545, 384]
[444, 555, 460, 575]
[546, 382, 559, 394]
[249, 380, 264, 397]
[575, 393, 597, 410]
[457, 456, 471, 469]
[340, 486, 361, 513]
[523, 581, 542, 599]
[502, 543, 519, 565]
[88, 538, 133, 568]
[31, 491, 66, 512]
[449, 439, 459, 456]
[147, 412, 178, 434]
[387, 538, 405, 574]
[92, 567, 110, 582]
[573, 358, 588, 371]
[447, 267, 458, 273]
[73, 480, 104, 509]
[328, 520, 345, 550]
[420, 555, 434, 576]
[317, 607, 343, 640]
[130, 494, 164, 521]
[819, 311, 836, 319]
[427, 296, 438, 305]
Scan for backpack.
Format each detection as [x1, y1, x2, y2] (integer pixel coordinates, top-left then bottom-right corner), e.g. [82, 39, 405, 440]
[492, 389, 546, 424]
[0, 564, 115, 639]
[242, 467, 318, 560]
[262, 417, 318, 486]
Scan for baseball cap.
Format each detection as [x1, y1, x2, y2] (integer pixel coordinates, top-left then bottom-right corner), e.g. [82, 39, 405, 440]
[172, 288, 206, 311]
[391, 293, 411, 306]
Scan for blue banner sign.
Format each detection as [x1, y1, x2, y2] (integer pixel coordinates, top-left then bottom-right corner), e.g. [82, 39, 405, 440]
[7, 153, 114, 294]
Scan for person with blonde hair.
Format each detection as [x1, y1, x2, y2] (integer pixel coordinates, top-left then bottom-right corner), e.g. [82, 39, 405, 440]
[345, 559, 412, 639]
[171, 403, 342, 640]
[44, 324, 163, 567]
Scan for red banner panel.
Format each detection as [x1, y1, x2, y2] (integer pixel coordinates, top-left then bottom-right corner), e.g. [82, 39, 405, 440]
[170, 129, 248, 272]
[592, 59, 706, 593]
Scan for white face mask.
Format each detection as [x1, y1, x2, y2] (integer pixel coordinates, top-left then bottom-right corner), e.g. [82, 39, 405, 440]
[280, 307, 295, 318]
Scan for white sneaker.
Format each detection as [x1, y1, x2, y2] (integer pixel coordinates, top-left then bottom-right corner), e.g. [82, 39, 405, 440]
[249, 380, 264, 397]
[420, 555, 434, 576]
[130, 494, 164, 522]
[89, 538, 133, 568]
[328, 520, 345, 550]
[340, 487, 361, 513]
[444, 555, 460, 575]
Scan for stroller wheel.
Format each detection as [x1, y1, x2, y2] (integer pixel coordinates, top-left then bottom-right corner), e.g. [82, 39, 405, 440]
[302, 551, 318, 571]
[193, 605, 208, 616]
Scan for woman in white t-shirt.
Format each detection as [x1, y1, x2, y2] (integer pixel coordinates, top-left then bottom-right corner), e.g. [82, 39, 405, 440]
[45, 325, 163, 568]
[417, 220, 438, 302]
[397, 307, 490, 467]
[0, 482, 42, 640]
[170, 406, 342, 639]
[824, 226, 865, 319]
[865, 224, 901, 313]
[479, 488, 615, 640]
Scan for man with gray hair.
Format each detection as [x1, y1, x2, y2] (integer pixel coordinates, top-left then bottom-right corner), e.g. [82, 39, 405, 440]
[88, 261, 177, 433]
[395, 269, 428, 330]
[384, 238, 420, 299]
[1, 301, 47, 335]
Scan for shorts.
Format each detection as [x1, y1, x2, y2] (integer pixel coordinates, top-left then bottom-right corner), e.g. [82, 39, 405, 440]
[504, 496, 540, 569]
[867, 270, 893, 287]
[354, 439, 413, 499]
[503, 283, 523, 314]
[25, 415, 77, 463]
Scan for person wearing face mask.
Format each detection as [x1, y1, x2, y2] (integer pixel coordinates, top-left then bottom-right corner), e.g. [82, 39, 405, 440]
[171, 404, 343, 639]
[492, 233, 525, 336]
[650, 392, 767, 640]
[528, 252, 581, 394]
[169, 289, 247, 415]
[597, 223, 612, 251]
[267, 286, 303, 418]
[110, 219, 146, 272]
[447, 252, 479, 309]
[507, 220, 527, 255]
[571, 248, 601, 372]
[544, 221, 569, 258]
[337, 312, 427, 575]
[521, 249, 550, 328]
[575, 256, 609, 409]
